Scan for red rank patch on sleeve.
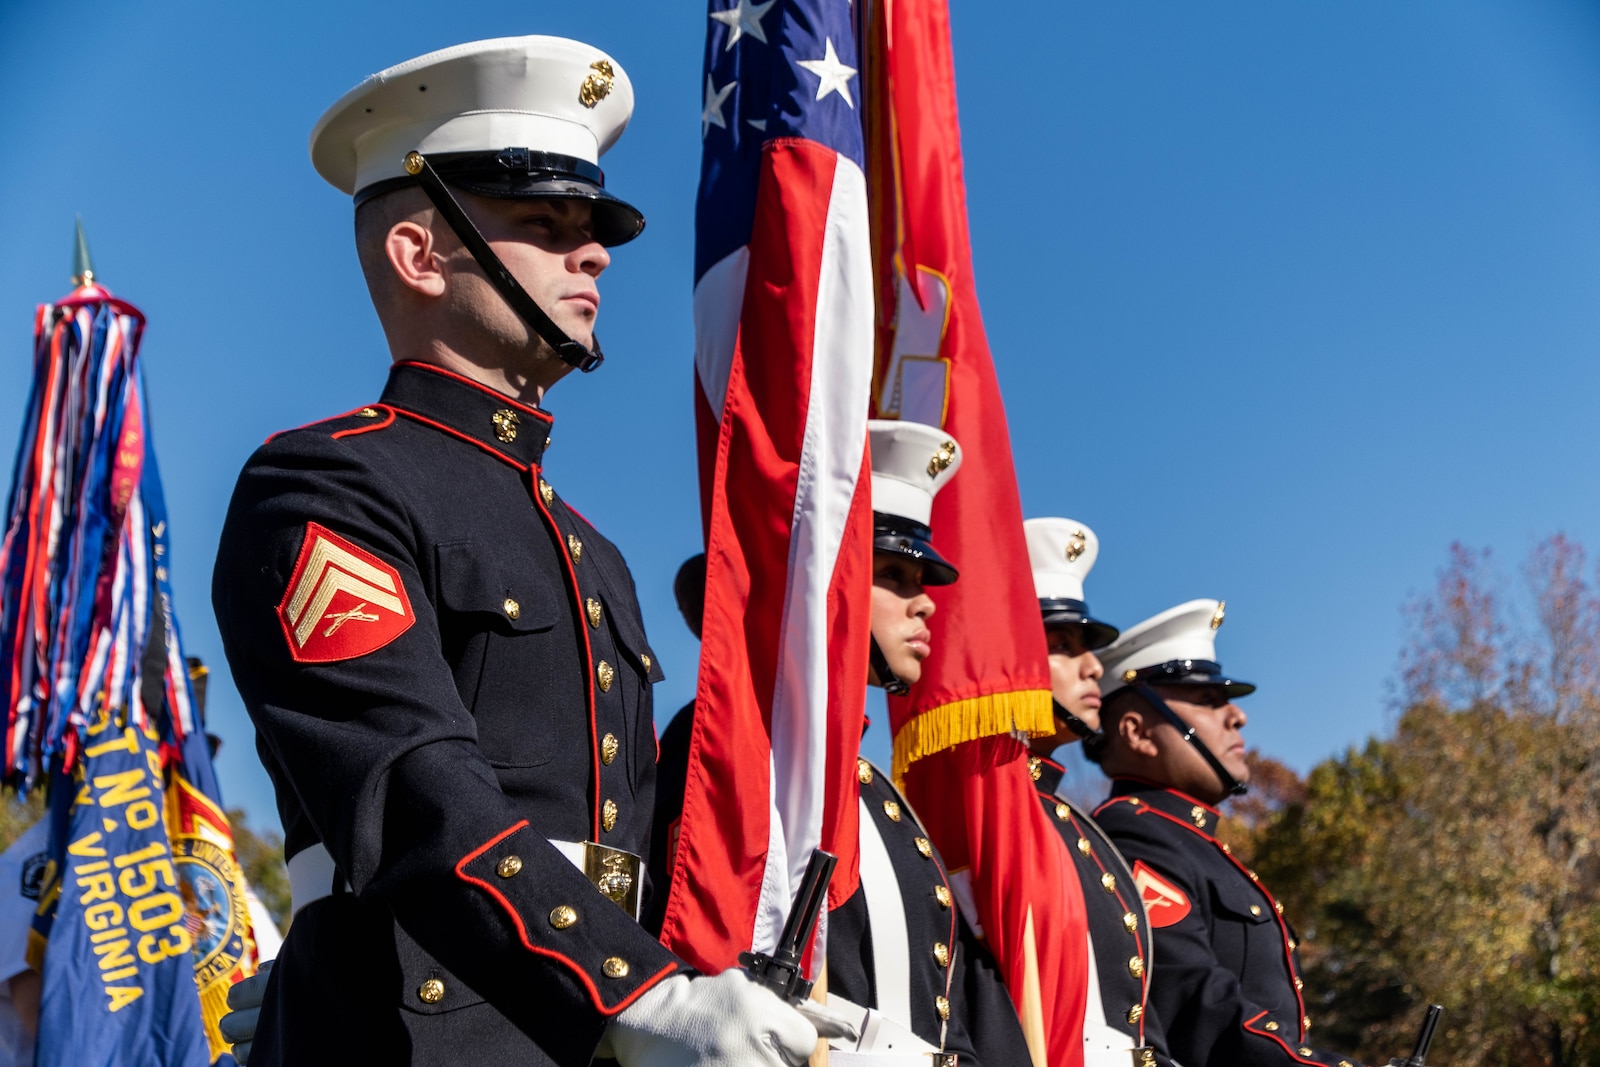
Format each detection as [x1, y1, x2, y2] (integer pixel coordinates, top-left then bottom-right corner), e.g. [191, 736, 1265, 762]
[276, 522, 414, 663]
[1132, 861, 1192, 928]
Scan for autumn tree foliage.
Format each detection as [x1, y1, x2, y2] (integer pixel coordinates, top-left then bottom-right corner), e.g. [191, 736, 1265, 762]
[1255, 536, 1600, 1067]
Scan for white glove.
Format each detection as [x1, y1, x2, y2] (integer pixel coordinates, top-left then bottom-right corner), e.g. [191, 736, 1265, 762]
[603, 969, 855, 1067]
[220, 959, 272, 1065]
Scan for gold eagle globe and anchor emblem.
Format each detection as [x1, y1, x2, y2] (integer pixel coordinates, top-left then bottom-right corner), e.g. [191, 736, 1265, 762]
[926, 439, 957, 478]
[579, 60, 615, 109]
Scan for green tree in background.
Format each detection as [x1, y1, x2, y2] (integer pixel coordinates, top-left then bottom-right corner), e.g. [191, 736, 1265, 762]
[1254, 537, 1600, 1067]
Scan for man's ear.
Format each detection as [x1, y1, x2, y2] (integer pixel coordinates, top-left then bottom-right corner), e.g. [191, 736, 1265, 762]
[385, 220, 447, 298]
[1119, 706, 1162, 758]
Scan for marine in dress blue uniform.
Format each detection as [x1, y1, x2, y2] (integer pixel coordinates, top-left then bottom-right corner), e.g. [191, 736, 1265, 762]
[1088, 601, 1368, 1067]
[1022, 518, 1172, 1067]
[214, 36, 827, 1067]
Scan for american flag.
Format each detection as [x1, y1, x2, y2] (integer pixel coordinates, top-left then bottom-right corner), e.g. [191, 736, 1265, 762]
[656, 0, 876, 975]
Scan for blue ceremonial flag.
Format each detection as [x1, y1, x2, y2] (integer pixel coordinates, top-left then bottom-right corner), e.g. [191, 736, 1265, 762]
[2, 232, 256, 1065]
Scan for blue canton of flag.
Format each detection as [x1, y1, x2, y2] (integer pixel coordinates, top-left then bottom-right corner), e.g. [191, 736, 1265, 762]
[695, 0, 866, 281]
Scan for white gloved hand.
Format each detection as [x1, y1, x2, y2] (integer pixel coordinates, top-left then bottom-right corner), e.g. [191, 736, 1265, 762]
[603, 969, 831, 1067]
[219, 959, 272, 1065]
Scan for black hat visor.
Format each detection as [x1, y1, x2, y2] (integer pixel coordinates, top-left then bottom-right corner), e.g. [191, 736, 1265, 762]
[1039, 598, 1120, 651]
[873, 512, 958, 586]
[1122, 658, 1255, 699]
[356, 149, 645, 247]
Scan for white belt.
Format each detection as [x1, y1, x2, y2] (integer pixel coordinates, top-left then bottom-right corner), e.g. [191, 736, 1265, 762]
[857, 796, 914, 1031]
[1081, 921, 1142, 1067]
[288, 839, 632, 916]
[826, 993, 944, 1063]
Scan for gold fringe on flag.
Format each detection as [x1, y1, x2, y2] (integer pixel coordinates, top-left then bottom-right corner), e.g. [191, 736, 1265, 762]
[890, 689, 1053, 781]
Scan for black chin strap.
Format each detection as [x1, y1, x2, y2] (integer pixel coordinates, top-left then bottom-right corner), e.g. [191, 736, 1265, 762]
[1135, 683, 1247, 797]
[1051, 698, 1100, 742]
[868, 636, 909, 696]
[405, 151, 604, 373]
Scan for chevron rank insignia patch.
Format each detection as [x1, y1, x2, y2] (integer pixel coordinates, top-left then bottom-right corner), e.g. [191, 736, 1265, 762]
[1132, 861, 1192, 928]
[276, 522, 413, 663]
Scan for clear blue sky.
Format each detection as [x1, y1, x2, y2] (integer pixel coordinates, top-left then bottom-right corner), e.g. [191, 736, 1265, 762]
[4, 1, 1600, 835]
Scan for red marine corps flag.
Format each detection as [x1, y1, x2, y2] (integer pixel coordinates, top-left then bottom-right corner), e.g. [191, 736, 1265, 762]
[864, 3, 1090, 1064]
[659, 0, 875, 973]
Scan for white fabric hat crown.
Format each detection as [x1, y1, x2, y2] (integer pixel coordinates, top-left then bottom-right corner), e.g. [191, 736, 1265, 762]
[1098, 598, 1228, 696]
[868, 420, 962, 525]
[310, 36, 635, 197]
[1024, 518, 1099, 602]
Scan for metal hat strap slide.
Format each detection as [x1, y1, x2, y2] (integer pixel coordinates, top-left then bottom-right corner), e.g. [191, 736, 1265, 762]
[869, 634, 909, 696]
[405, 150, 604, 373]
[1134, 682, 1247, 797]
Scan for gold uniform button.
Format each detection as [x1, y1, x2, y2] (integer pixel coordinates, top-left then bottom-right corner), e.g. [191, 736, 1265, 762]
[418, 979, 445, 1004]
[358, 407, 379, 417]
[1077, 837, 1092, 855]
[915, 837, 933, 859]
[1127, 1004, 1143, 1025]
[1304, 1016, 1312, 1030]
[568, 534, 583, 562]
[1128, 956, 1145, 978]
[539, 478, 554, 505]
[1248, 870, 1260, 882]
[1190, 805, 1207, 828]
[857, 759, 873, 784]
[1221, 843, 1232, 853]
[587, 598, 602, 627]
[1101, 872, 1117, 893]
[597, 660, 614, 692]
[641, 653, 652, 670]
[601, 733, 619, 765]
[935, 995, 951, 1020]
[1340, 1061, 1353, 1067]
[1264, 1021, 1280, 1032]
[883, 800, 902, 822]
[602, 799, 618, 832]
[1274, 900, 1284, 914]
[1294, 977, 1304, 991]
[1250, 905, 1262, 916]
[1123, 911, 1139, 934]
[1027, 756, 1042, 781]
[1054, 802, 1071, 821]
[1123, 669, 1138, 683]
[496, 855, 523, 878]
[1289, 938, 1299, 952]
[503, 598, 521, 621]
[1299, 1050, 1314, 1058]
[549, 905, 578, 929]
[602, 957, 629, 979]
[935, 885, 951, 908]
[933, 942, 950, 968]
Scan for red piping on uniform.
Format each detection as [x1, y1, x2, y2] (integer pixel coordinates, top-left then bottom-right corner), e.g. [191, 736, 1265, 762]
[1098, 778, 1221, 820]
[331, 405, 396, 439]
[267, 404, 388, 444]
[529, 466, 602, 840]
[1127, 804, 1308, 1033]
[394, 361, 554, 423]
[389, 408, 531, 471]
[455, 820, 678, 1015]
[1055, 801, 1150, 1043]
[1242, 1010, 1321, 1063]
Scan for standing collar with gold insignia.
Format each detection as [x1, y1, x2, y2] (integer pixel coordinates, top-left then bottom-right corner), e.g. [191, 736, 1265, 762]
[1104, 777, 1227, 839]
[381, 361, 553, 469]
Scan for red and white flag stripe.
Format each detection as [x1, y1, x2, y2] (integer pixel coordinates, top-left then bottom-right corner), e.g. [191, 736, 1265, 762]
[660, 140, 874, 974]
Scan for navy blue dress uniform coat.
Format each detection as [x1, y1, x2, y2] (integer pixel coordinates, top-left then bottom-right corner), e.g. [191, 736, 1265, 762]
[1030, 757, 1172, 1067]
[1093, 779, 1367, 1067]
[212, 361, 681, 1066]
[650, 710, 1029, 1065]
